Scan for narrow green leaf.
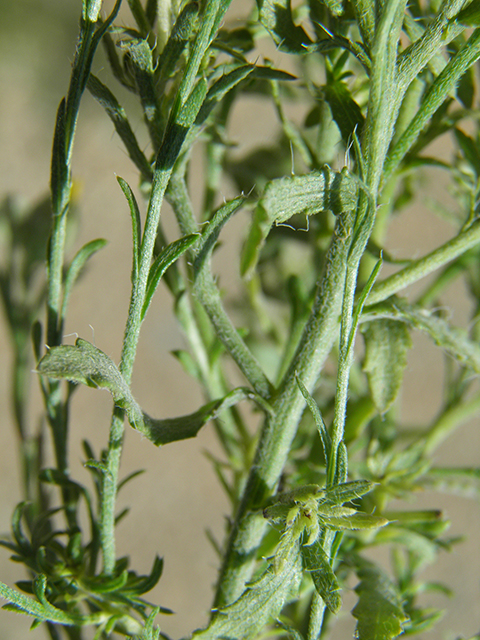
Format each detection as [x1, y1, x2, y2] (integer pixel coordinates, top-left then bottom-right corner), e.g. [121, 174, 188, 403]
[128, 607, 161, 640]
[142, 234, 199, 320]
[302, 540, 341, 613]
[322, 80, 365, 146]
[0, 576, 102, 626]
[454, 128, 480, 177]
[192, 544, 302, 639]
[171, 349, 202, 382]
[319, 511, 389, 531]
[88, 76, 153, 182]
[296, 375, 332, 473]
[143, 387, 265, 446]
[117, 176, 142, 284]
[122, 556, 165, 597]
[323, 480, 377, 505]
[121, 37, 162, 149]
[386, 28, 480, 179]
[61, 238, 107, 324]
[241, 167, 358, 278]
[257, 0, 312, 53]
[362, 319, 412, 415]
[346, 253, 383, 358]
[155, 3, 199, 88]
[452, 0, 480, 27]
[352, 560, 409, 640]
[50, 98, 67, 216]
[11, 503, 31, 555]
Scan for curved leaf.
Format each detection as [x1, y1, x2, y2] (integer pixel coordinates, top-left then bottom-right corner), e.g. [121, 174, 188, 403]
[240, 167, 358, 278]
[37, 338, 269, 446]
[192, 544, 302, 640]
[0, 576, 102, 626]
[142, 234, 199, 320]
[61, 238, 107, 324]
[117, 177, 142, 284]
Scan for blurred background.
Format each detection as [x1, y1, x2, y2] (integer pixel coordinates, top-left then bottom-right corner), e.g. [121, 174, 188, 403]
[0, 1, 479, 639]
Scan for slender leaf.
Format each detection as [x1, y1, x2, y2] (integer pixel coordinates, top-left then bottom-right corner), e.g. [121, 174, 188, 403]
[117, 176, 142, 284]
[257, 0, 312, 53]
[88, 76, 153, 181]
[365, 297, 480, 374]
[37, 338, 268, 446]
[142, 234, 199, 320]
[302, 540, 341, 613]
[61, 238, 107, 324]
[0, 576, 102, 626]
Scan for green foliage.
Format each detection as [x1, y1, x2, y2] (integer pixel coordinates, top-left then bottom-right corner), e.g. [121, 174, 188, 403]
[2, 0, 480, 638]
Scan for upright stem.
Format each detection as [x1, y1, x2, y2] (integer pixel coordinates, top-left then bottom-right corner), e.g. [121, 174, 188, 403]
[214, 207, 354, 607]
[99, 0, 231, 574]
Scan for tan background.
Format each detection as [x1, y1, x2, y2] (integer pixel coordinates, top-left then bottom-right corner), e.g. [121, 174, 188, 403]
[1, 1, 479, 639]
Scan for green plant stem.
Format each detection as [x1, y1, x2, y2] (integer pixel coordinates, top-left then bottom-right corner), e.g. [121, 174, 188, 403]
[214, 207, 354, 608]
[100, 0, 230, 574]
[397, 0, 464, 94]
[366, 218, 480, 306]
[100, 161, 175, 574]
[45, 4, 121, 534]
[167, 175, 249, 462]
[423, 392, 480, 455]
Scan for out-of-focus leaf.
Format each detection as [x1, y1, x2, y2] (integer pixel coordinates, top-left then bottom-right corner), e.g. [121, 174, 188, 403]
[257, 0, 312, 53]
[302, 539, 341, 613]
[455, 128, 480, 177]
[318, 510, 388, 531]
[362, 319, 412, 415]
[192, 543, 302, 639]
[452, 0, 480, 27]
[352, 560, 409, 640]
[419, 466, 480, 498]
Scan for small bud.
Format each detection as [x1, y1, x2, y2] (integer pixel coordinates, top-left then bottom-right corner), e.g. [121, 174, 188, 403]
[83, 0, 102, 23]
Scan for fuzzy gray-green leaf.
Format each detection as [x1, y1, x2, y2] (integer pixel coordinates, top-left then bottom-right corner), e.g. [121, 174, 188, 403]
[37, 339, 263, 447]
[365, 297, 480, 374]
[192, 543, 302, 639]
[362, 319, 412, 415]
[241, 167, 358, 278]
[0, 576, 102, 626]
